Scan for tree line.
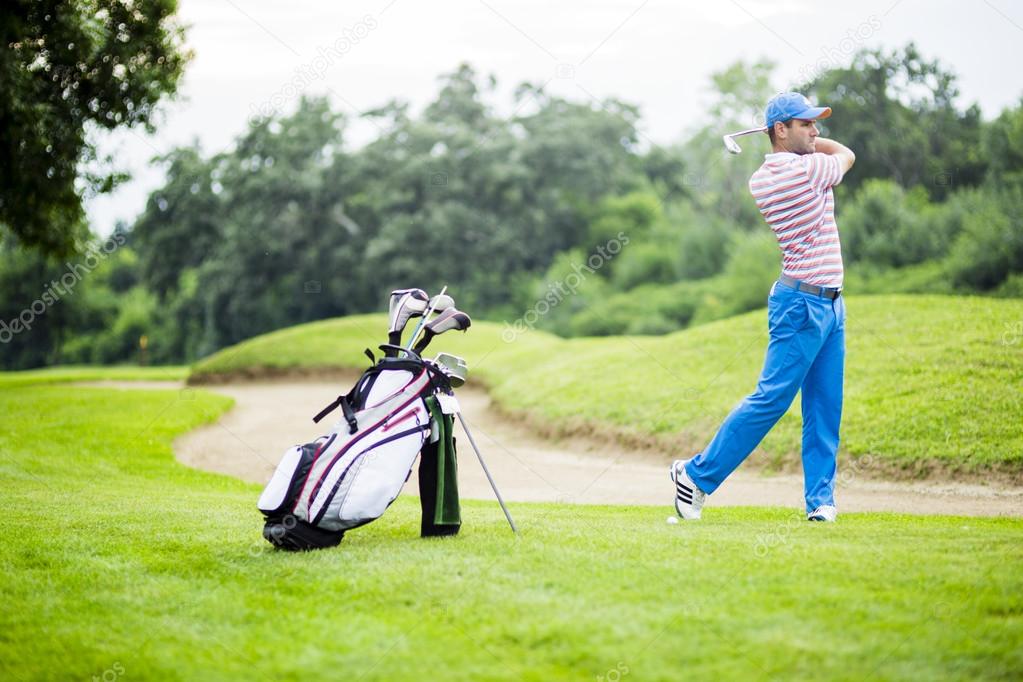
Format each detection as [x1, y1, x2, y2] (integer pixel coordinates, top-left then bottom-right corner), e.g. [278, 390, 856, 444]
[2, 43, 1021, 369]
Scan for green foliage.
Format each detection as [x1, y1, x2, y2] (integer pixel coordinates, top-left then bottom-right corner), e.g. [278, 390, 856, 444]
[689, 231, 780, 325]
[588, 192, 661, 247]
[945, 187, 1023, 290]
[0, 236, 73, 367]
[0, 231, 133, 369]
[995, 273, 1023, 298]
[843, 260, 953, 296]
[565, 229, 777, 337]
[120, 67, 650, 358]
[804, 43, 985, 200]
[680, 59, 776, 230]
[707, 59, 776, 125]
[984, 97, 1023, 189]
[640, 143, 690, 200]
[0, 0, 190, 255]
[568, 281, 706, 336]
[840, 179, 946, 267]
[3, 381, 1021, 680]
[4, 45, 1023, 368]
[129, 146, 221, 298]
[610, 242, 679, 289]
[673, 204, 733, 280]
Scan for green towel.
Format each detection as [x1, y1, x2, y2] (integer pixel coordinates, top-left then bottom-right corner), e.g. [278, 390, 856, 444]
[419, 396, 461, 536]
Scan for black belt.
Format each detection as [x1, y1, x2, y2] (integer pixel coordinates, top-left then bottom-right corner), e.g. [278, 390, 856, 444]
[778, 274, 842, 300]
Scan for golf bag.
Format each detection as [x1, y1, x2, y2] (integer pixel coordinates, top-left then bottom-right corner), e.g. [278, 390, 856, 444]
[258, 354, 459, 551]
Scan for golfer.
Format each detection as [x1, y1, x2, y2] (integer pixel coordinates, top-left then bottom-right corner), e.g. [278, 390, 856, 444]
[671, 92, 855, 522]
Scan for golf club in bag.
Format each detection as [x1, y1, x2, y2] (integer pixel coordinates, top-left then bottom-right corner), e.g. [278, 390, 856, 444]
[257, 288, 516, 551]
[386, 288, 429, 355]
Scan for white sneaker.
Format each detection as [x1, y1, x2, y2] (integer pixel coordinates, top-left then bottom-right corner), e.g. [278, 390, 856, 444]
[807, 505, 837, 522]
[669, 459, 705, 520]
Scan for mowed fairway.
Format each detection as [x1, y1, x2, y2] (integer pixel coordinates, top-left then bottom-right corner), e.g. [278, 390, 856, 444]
[1, 374, 1021, 680]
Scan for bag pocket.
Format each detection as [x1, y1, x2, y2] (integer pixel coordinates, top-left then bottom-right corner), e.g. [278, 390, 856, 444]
[257, 438, 327, 517]
[319, 424, 429, 531]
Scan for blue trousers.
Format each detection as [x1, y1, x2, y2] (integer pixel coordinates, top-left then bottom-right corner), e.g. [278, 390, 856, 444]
[686, 280, 846, 513]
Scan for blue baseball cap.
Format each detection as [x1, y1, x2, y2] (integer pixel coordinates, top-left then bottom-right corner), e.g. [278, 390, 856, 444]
[765, 92, 832, 129]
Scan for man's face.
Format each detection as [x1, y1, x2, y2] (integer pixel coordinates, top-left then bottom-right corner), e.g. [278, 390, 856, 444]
[776, 118, 819, 154]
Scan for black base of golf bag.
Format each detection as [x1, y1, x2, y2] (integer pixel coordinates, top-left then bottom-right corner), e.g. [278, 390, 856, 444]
[263, 515, 346, 551]
[257, 352, 460, 551]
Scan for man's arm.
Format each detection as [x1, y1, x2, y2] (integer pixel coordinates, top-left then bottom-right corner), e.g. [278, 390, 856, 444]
[814, 137, 855, 176]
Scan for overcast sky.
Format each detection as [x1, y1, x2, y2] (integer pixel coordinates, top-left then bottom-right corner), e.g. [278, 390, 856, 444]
[85, 0, 1023, 235]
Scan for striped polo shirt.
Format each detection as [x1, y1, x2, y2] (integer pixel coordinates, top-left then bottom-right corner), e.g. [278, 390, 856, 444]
[749, 152, 844, 288]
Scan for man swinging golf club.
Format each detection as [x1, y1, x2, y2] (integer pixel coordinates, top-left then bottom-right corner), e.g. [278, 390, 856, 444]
[672, 92, 856, 522]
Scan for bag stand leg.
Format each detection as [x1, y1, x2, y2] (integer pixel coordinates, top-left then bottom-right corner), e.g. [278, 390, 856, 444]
[455, 411, 518, 534]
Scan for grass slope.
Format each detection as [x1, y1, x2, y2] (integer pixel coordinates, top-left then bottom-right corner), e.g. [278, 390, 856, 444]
[1, 380, 1021, 680]
[191, 295, 1023, 474]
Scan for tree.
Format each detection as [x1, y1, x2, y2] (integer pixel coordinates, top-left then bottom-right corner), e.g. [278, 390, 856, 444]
[803, 43, 985, 200]
[681, 59, 777, 230]
[128, 146, 220, 298]
[0, 0, 190, 255]
[983, 98, 1023, 190]
[840, 179, 940, 267]
[706, 59, 776, 126]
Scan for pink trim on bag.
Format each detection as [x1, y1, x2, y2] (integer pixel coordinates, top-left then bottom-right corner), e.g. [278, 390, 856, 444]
[295, 370, 431, 515]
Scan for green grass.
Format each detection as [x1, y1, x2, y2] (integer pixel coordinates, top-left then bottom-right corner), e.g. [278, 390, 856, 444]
[1, 381, 1021, 680]
[191, 295, 1023, 474]
[0, 364, 188, 389]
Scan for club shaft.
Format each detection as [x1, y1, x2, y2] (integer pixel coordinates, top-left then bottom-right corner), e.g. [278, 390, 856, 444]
[406, 285, 447, 352]
[728, 126, 767, 138]
[455, 411, 518, 534]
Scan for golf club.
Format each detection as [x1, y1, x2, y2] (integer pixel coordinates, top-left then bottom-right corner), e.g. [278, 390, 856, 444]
[405, 288, 452, 351]
[432, 352, 468, 388]
[722, 126, 767, 154]
[386, 288, 429, 355]
[413, 307, 471, 354]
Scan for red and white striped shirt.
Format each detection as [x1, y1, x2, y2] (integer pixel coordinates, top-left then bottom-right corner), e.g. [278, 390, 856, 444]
[749, 152, 844, 288]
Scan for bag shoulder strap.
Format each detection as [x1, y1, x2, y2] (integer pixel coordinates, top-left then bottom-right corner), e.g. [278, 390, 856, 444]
[313, 393, 358, 433]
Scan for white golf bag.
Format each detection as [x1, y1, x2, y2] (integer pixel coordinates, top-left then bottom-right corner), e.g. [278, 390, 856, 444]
[257, 356, 451, 550]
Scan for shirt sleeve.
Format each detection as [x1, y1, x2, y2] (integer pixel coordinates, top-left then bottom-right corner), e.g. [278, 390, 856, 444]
[803, 153, 842, 193]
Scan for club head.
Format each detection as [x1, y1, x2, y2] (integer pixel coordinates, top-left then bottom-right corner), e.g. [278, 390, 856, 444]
[722, 126, 766, 155]
[388, 289, 429, 334]
[404, 285, 449, 352]
[426, 307, 471, 335]
[413, 308, 471, 353]
[428, 293, 454, 312]
[433, 352, 468, 387]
